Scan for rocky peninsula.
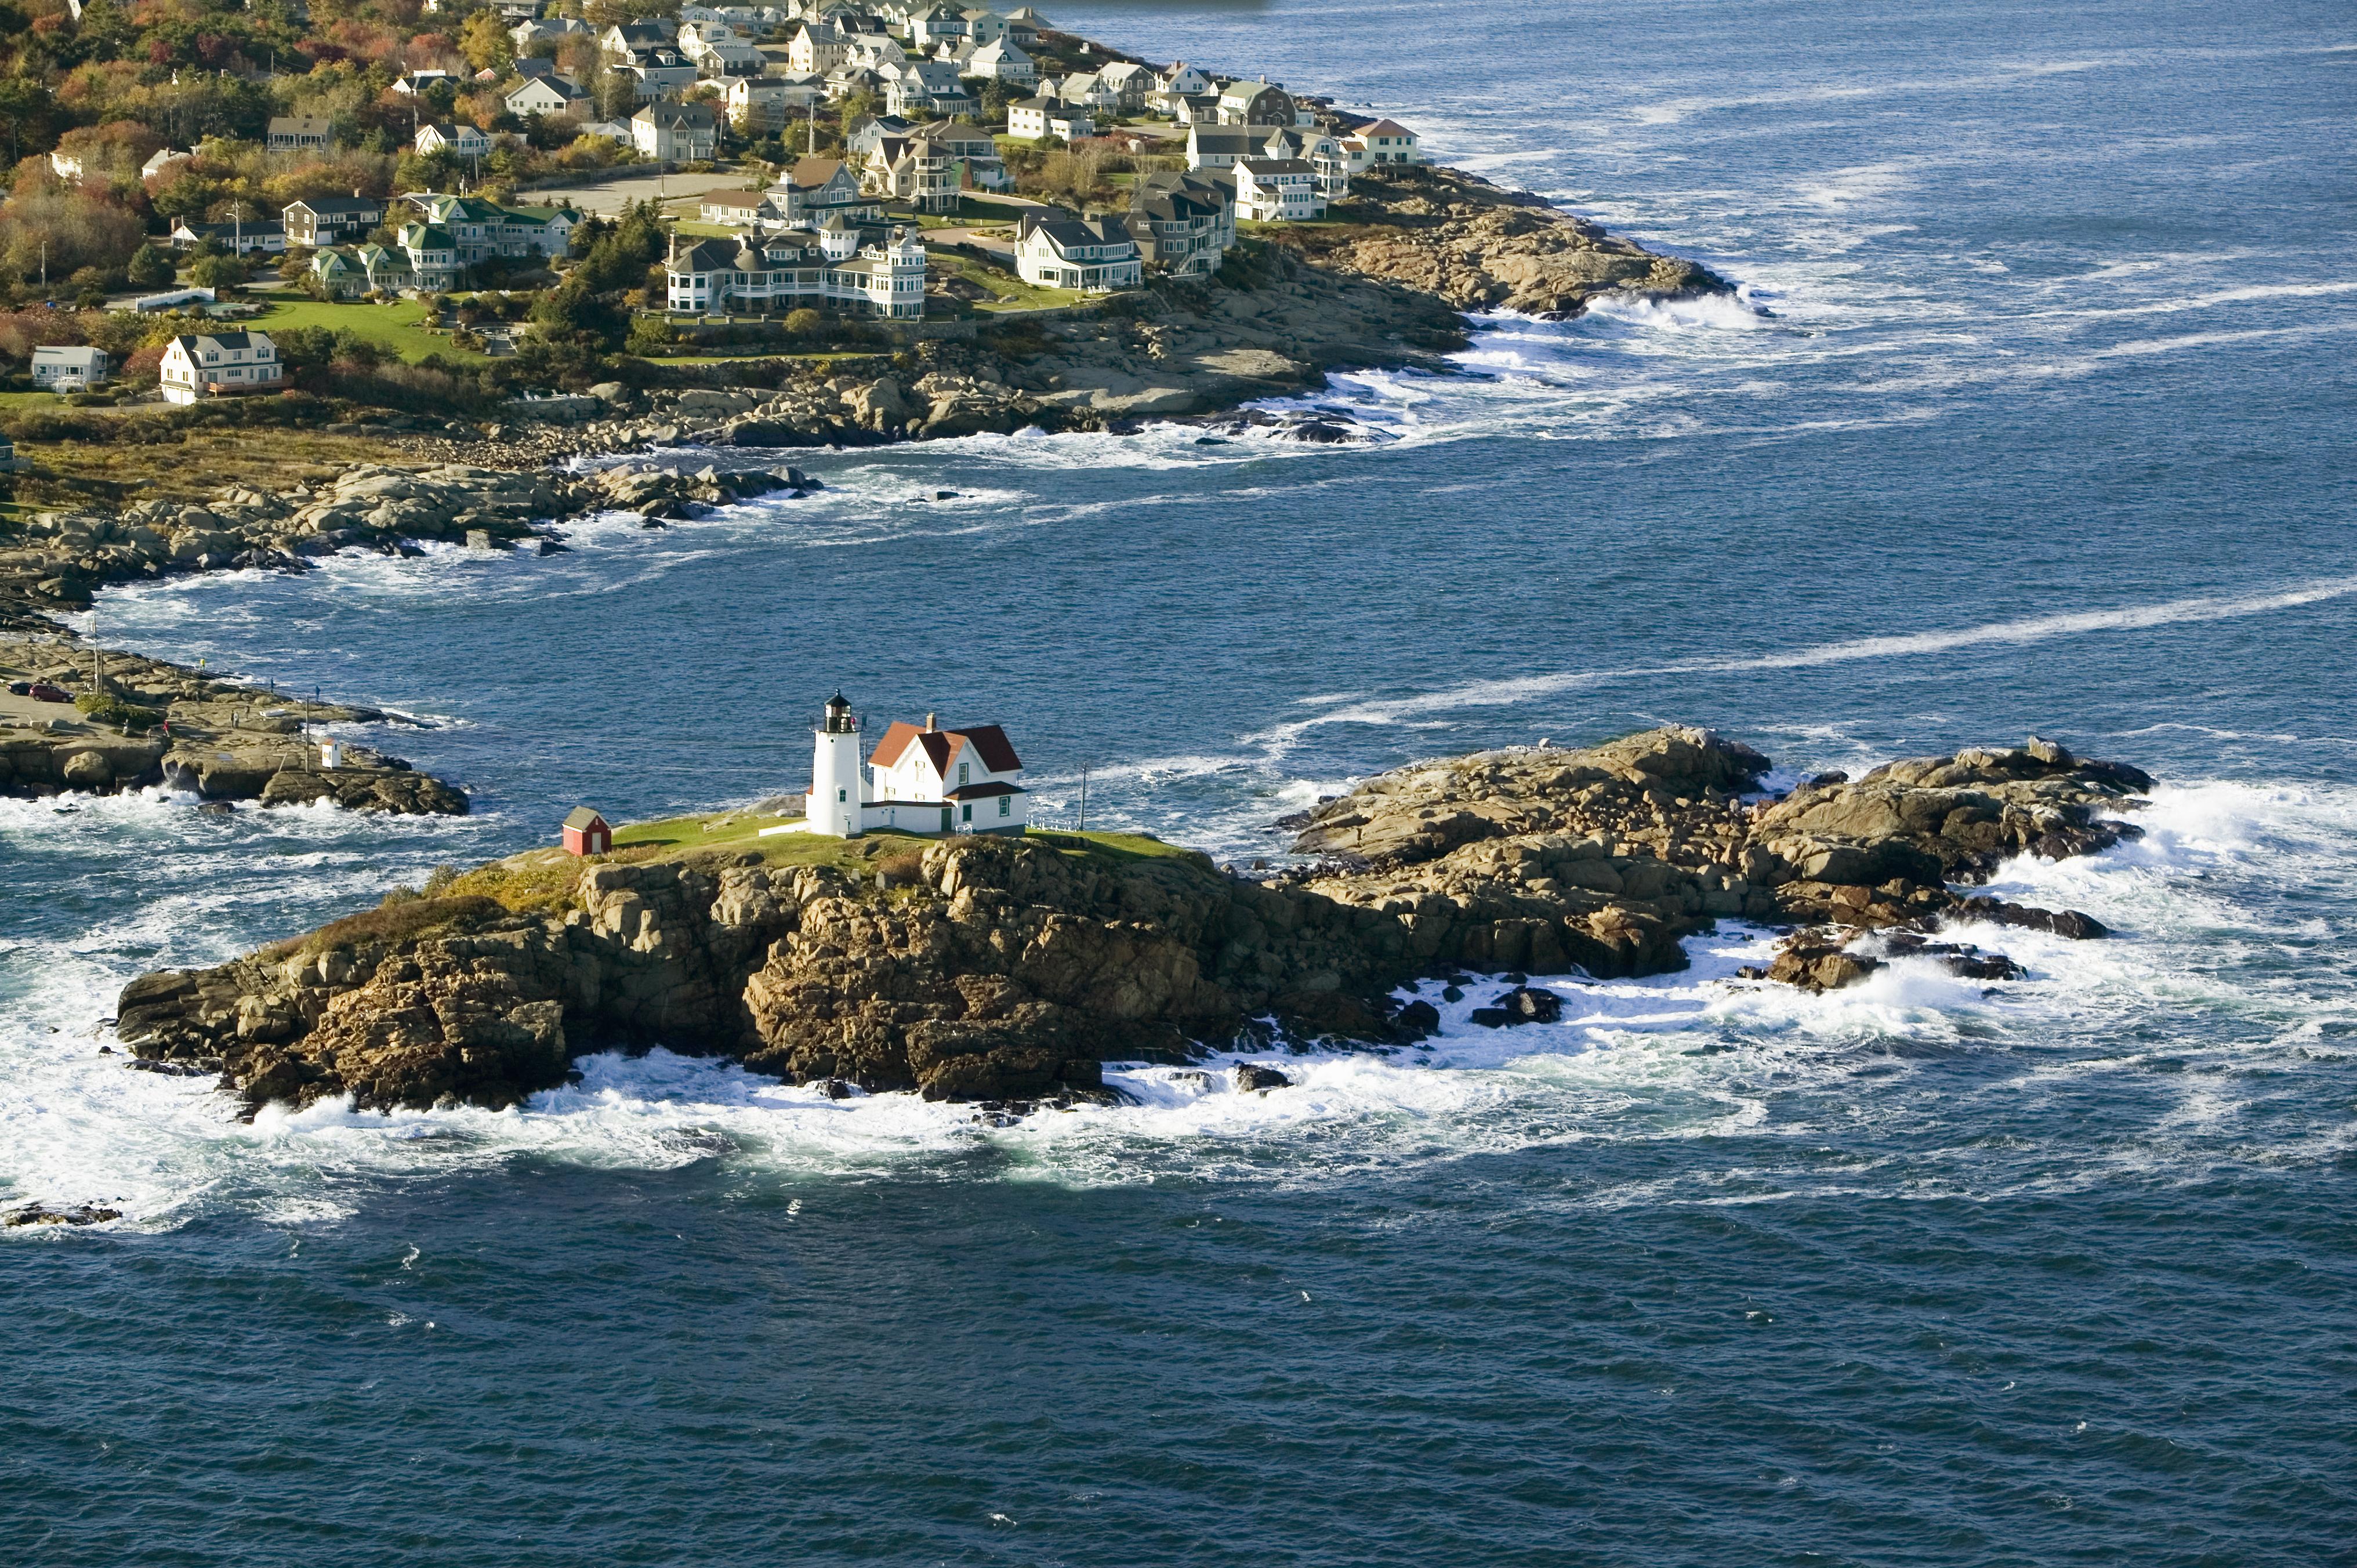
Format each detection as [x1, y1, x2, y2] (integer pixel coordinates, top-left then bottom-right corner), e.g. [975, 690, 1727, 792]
[114, 727, 2152, 1116]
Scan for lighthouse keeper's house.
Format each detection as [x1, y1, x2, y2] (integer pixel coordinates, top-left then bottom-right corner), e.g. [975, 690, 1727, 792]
[793, 693, 1028, 837]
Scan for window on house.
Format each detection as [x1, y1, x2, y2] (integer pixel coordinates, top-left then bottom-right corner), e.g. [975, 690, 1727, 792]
[961, 803, 972, 823]
[837, 787, 847, 801]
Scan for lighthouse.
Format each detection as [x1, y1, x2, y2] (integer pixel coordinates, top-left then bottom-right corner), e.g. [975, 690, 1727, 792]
[807, 691, 864, 837]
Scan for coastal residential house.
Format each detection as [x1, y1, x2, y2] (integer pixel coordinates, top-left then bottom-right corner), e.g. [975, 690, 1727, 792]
[1348, 119, 1420, 167]
[959, 38, 1034, 86]
[684, 28, 766, 73]
[398, 222, 464, 290]
[1125, 168, 1233, 274]
[169, 217, 285, 254]
[1214, 79, 1294, 127]
[405, 193, 580, 261]
[1013, 208, 1141, 292]
[622, 48, 701, 99]
[790, 695, 1029, 839]
[511, 15, 592, 52]
[142, 147, 194, 179]
[1234, 157, 1323, 222]
[959, 8, 1009, 46]
[1094, 59, 1152, 108]
[158, 331, 282, 405]
[1184, 126, 1263, 170]
[600, 20, 676, 59]
[724, 74, 825, 129]
[880, 58, 974, 118]
[905, 5, 964, 49]
[1156, 61, 1210, 97]
[662, 223, 928, 317]
[506, 74, 589, 117]
[561, 808, 614, 855]
[916, 119, 1009, 189]
[281, 194, 386, 248]
[31, 346, 109, 390]
[848, 114, 919, 158]
[266, 115, 333, 153]
[632, 101, 720, 160]
[788, 20, 851, 71]
[866, 134, 960, 210]
[309, 246, 367, 299]
[415, 122, 493, 159]
[699, 189, 784, 224]
[769, 155, 886, 228]
[355, 242, 416, 293]
[391, 69, 459, 95]
[1263, 126, 1350, 199]
[1006, 96, 1090, 141]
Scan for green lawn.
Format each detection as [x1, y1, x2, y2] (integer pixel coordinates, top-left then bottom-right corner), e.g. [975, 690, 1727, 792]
[0, 391, 63, 411]
[434, 807, 1195, 917]
[243, 299, 491, 365]
[937, 255, 1085, 312]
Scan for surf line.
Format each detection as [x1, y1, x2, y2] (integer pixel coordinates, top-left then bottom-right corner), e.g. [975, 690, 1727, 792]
[1256, 575, 2357, 742]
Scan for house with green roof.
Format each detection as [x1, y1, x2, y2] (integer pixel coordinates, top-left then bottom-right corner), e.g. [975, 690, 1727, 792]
[398, 222, 463, 291]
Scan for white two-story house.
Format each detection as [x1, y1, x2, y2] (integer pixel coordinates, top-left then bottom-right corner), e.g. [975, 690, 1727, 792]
[159, 331, 281, 405]
[1234, 157, 1323, 221]
[867, 714, 1029, 833]
[1014, 209, 1141, 291]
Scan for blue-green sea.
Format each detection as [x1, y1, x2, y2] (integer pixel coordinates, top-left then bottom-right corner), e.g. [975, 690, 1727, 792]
[6, 2, 2354, 1561]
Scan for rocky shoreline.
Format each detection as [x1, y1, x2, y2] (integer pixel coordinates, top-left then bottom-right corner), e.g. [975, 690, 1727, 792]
[0, 160, 1723, 813]
[114, 727, 2150, 1117]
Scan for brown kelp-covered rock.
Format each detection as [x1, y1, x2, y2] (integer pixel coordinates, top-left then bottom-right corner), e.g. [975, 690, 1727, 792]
[115, 728, 2156, 1117]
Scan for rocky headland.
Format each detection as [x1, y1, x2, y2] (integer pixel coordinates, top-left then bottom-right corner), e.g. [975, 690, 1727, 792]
[114, 727, 2152, 1118]
[0, 459, 814, 808]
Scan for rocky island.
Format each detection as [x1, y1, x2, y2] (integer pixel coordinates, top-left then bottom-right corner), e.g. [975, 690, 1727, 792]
[115, 727, 2152, 1116]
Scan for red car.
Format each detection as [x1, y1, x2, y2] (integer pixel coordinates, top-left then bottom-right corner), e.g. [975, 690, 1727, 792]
[26, 682, 71, 703]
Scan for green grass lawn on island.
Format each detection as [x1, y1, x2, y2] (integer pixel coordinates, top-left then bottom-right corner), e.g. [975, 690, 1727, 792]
[244, 299, 491, 365]
[428, 808, 1200, 918]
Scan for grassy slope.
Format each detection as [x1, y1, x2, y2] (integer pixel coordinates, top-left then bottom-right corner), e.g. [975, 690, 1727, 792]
[245, 299, 491, 365]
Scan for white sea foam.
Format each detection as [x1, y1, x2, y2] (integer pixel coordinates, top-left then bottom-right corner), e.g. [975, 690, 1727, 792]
[6, 774, 2345, 1229]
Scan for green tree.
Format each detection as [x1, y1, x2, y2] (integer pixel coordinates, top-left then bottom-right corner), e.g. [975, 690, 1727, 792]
[188, 251, 247, 292]
[459, 11, 515, 74]
[529, 274, 626, 348]
[125, 242, 176, 288]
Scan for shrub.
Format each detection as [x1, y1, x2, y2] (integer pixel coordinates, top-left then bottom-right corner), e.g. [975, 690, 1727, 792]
[74, 692, 164, 730]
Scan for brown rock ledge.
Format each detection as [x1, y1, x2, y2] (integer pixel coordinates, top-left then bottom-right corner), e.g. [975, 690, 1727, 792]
[114, 727, 2152, 1118]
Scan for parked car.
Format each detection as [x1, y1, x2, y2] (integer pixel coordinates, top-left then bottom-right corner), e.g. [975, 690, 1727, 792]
[26, 681, 72, 702]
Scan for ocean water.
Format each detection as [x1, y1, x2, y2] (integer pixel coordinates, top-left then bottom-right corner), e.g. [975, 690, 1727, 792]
[6, 2, 2355, 1561]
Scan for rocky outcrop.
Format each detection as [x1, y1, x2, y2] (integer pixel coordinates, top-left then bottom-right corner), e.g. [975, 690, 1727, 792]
[0, 636, 469, 813]
[1275, 164, 1732, 320]
[114, 727, 2161, 1119]
[1284, 728, 2142, 988]
[118, 833, 1422, 1116]
[0, 458, 801, 811]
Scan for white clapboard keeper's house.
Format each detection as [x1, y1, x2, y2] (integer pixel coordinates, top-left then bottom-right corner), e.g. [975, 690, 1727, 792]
[771, 693, 1029, 837]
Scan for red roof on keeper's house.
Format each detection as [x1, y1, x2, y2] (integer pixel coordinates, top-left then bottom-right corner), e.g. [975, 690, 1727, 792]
[869, 721, 1023, 775]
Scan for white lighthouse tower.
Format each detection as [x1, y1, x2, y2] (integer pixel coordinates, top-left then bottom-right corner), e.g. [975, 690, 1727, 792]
[807, 691, 864, 837]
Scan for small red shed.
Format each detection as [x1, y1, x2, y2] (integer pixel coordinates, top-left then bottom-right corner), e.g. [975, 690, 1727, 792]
[561, 807, 612, 856]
